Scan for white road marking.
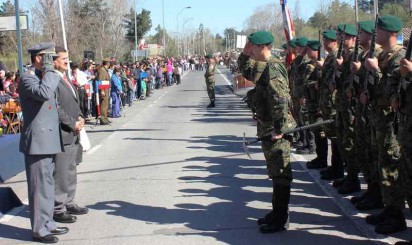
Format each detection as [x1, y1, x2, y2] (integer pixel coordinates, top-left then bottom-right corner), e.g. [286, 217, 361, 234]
[107, 132, 118, 139]
[217, 68, 233, 86]
[86, 144, 102, 155]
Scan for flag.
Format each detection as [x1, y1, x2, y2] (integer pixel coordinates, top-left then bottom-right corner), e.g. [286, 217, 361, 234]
[280, 0, 295, 67]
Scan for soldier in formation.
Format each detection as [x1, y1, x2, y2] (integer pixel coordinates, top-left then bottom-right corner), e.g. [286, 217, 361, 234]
[241, 15, 412, 241]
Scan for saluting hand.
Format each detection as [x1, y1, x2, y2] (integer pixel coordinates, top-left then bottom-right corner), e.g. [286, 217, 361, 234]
[243, 42, 253, 56]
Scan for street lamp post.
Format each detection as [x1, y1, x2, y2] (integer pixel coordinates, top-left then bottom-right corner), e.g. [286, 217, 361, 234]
[177, 6, 191, 58]
[182, 18, 193, 56]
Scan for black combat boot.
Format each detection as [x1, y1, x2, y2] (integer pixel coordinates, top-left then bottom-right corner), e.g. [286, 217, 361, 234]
[375, 208, 407, 234]
[307, 135, 328, 169]
[321, 140, 344, 180]
[320, 167, 344, 180]
[332, 178, 345, 188]
[355, 183, 384, 210]
[260, 183, 290, 233]
[207, 100, 215, 108]
[351, 181, 373, 204]
[366, 206, 392, 225]
[257, 192, 276, 226]
[337, 176, 361, 195]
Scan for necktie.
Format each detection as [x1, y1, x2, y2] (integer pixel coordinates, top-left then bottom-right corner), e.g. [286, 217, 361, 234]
[63, 74, 76, 98]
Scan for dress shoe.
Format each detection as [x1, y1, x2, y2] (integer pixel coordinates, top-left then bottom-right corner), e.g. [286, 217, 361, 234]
[366, 207, 391, 225]
[257, 211, 274, 226]
[50, 227, 69, 235]
[53, 212, 77, 223]
[67, 205, 89, 215]
[33, 234, 58, 244]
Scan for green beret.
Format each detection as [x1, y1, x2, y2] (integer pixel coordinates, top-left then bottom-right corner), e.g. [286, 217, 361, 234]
[288, 39, 297, 48]
[337, 24, 346, 32]
[247, 31, 274, 45]
[295, 37, 308, 47]
[342, 24, 357, 36]
[281, 43, 288, 50]
[205, 54, 213, 59]
[307, 40, 320, 50]
[323, 30, 337, 41]
[378, 15, 403, 32]
[359, 20, 375, 34]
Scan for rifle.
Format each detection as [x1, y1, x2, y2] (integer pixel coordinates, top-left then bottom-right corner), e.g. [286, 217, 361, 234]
[242, 119, 334, 159]
[349, 24, 360, 109]
[331, 26, 345, 90]
[361, 14, 378, 123]
[394, 29, 412, 134]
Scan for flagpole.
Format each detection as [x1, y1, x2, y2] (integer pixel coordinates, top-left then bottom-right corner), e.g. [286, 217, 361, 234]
[280, 0, 295, 68]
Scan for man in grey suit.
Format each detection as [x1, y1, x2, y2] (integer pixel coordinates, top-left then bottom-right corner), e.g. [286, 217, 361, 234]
[52, 46, 88, 224]
[19, 42, 68, 243]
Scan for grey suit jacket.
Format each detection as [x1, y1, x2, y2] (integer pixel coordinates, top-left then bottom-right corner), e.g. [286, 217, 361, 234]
[19, 69, 63, 155]
[55, 74, 82, 145]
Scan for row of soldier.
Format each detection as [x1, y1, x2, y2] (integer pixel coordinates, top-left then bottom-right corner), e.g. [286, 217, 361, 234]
[285, 15, 412, 240]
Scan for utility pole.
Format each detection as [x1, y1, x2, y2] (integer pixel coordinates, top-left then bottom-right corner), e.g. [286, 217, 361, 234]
[162, 0, 166, 57]
[134, 0, 138, 62]
[14, 0, 23, 74]
[373, 0, 378, 16]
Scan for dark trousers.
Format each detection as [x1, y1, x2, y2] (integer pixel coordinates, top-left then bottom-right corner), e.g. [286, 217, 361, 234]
[25, 154, 57, 237]
[54, 141, 79, 214]
[78, 88, 88, 117]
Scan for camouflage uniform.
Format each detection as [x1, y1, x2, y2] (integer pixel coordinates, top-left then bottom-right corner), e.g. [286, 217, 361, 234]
[369, 45, 404, 209]
[395, 69, 412, 211]
[351, 45, 382, 208]
[336, 47, 359, 186]
[291, 55, 310, 147]
[319, 48, 344, 178]
[204, 61, 216, 101]
[302, 60, 324, 156]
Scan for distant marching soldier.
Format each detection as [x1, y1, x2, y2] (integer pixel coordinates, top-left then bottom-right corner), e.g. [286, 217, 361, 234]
[204, 54, 216, 108]
[363, 15, 406, 235]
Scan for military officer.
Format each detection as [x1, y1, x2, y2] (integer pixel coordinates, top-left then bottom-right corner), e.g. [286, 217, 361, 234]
[97, 59, 111, 125]
[363, 15, 406, 234]
[241, 30, 296, 233]
[204, 54, 217, 108]
[19, 42, 68, 243]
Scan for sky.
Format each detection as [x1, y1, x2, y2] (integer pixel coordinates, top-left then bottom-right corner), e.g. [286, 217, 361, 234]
[137, 0, 354, 36]
[3, 0, 354, 36]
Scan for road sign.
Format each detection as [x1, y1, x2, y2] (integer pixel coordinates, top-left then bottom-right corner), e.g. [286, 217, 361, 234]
[0, 15, 28, 31]
[236, 35, 247, 49]
[131, 50, 147, 58]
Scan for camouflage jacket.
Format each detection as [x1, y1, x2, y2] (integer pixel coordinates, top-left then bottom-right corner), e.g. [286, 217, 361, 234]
[290, 55, 309, 99]
[252, 56, 296, 136]
[319, 48, 338, 116]
[204, 62, 216, 80]
[303, 60, 320, 111]
[337, 47, 355, 109]
[371, 45, 405, 111]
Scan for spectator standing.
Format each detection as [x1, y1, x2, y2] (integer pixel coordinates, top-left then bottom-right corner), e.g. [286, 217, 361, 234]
[97, 59, 111, 125]
[110, 68, 122, 117]
[3, 71, 16, 92]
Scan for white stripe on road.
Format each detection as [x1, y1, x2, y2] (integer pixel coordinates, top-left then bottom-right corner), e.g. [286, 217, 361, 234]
[86, 144, 102, 155]
[217, 68, 233, 86]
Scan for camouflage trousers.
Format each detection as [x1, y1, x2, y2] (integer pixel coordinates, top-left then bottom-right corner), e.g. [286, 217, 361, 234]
[205, 78, 215, 101]
[371, 108, 403, 208]
[336, 107, 358, 177]
[398, 114, 412, 210]
[354, 105, 379, 185]
[258, 123, 292, 185]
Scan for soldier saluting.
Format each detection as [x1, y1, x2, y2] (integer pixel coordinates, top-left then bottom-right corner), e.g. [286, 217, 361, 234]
[240, 31, 295, 233]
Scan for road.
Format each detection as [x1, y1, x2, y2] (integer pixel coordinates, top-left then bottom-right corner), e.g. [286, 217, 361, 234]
[0, 67, 411, 244]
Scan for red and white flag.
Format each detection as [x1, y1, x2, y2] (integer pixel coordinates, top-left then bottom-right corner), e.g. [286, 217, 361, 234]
[280, 0, 295, 67]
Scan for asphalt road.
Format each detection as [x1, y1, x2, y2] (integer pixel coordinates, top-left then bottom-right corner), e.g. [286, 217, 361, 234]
[0, 67, 411, 244]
